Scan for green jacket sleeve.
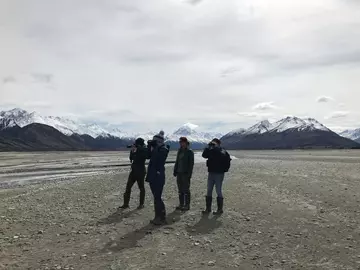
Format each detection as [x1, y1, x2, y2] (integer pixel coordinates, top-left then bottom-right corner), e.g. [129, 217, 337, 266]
[188, 150, 194, 178]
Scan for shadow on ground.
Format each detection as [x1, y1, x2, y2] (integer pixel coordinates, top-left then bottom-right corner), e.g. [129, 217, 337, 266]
[97, 209, 138, 225]
[185, 214, 222, 235]
[102, 210, 185, 252]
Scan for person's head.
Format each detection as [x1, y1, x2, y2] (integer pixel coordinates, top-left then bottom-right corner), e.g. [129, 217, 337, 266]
[152, 130, 165, 147]
[135, 138, 145, 147]
[210, 138, 221, 147]
[179, 137, 188, 149]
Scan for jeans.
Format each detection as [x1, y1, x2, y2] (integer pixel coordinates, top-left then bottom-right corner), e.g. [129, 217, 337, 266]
[207, 172, 225, 198]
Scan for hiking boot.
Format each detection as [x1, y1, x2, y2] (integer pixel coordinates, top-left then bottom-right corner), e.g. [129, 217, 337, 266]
[137, 204, 144, 210]
[202, 196, 212, 214]
[150, 217, 167, 225]
[182, 192, 191, 211]
[119, 192, 130, 209]
[175, 193, 184, 210]
[213, 197, 224, 215]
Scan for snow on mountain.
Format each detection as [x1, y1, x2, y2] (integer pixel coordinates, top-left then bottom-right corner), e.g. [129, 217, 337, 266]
[339, 128, 360, 141]
[166, 123, 221, 143]
[0, 108, 130, 138]
[244, 120, 273, 135]
[270, 117, 330, 133]
[224, 128, 247, 137]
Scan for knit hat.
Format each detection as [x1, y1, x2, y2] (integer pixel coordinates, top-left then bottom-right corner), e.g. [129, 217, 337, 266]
[135, 138, 145, 146]
[153, 130, 165, 145]
[211, 138, 221, 145]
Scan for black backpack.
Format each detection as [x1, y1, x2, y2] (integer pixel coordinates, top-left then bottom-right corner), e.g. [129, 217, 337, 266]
[221, 149, 231, 172]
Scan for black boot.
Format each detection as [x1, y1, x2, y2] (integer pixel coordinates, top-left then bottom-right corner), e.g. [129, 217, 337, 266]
[176, 193, 185, 210]
[138, 189, 145, 209]
[213, 197, 223, 215]
[202, 196, 212, 214]
[151, 205, 167, 225]
[119, 192, 130, 209]
[182, 192, 191, 211]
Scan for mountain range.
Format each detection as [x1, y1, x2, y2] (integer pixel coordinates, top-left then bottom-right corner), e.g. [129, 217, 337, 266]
[0, 108, 359, 151]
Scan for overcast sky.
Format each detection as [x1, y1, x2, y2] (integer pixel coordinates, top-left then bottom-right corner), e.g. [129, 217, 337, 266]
[1, 0, 360, 133]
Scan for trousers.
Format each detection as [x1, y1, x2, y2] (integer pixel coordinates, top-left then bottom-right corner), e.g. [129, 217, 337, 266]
[207, 172, 225, 198]
[124, 169, 145, 205]
[149, 178, 166, 219]
[176, 173, 191, 194]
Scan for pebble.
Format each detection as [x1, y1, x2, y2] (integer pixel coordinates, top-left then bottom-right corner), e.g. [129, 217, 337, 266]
[245, 217, 251, 221]
[208, 261, 216, 266]
[320, 209, 325, 214]
[194, 242, 200, 246]
[38, 230, 44, 234]
[13, 235, 19, 239]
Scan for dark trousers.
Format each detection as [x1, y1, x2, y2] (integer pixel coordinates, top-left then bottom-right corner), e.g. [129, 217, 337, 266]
[124, 169, 145, 205]
[149, 179, 166, 219]
[176, 173, 191, 194]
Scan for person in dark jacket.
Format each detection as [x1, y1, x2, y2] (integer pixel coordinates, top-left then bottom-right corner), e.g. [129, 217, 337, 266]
[201, 138, 230, 215]
[119, 138, 148, 210]
[173, 137, 194, 211]
[146, 130, 170, 225]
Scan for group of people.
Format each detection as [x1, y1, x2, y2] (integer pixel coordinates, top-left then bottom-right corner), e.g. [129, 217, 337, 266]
[119, 130, 231, 225]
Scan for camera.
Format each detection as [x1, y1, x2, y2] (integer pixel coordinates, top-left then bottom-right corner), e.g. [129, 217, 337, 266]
[147, 140, 157, 147]
[126, 144, 135, 149]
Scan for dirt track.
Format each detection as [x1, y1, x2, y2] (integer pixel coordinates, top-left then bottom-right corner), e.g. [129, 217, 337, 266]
[1, 150, 360, 270]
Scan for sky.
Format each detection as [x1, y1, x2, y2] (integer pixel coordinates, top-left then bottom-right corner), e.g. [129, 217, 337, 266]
[1, 0, 360, 133]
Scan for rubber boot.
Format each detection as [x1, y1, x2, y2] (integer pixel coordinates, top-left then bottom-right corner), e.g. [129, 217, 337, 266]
[213, 197, 224, 215]
[202, 196, 212, 214]
[137, 189, 145, 209]
[176, 193, 185, 210]
[182, 192, 190, 211]
[119, 192, 130, 209]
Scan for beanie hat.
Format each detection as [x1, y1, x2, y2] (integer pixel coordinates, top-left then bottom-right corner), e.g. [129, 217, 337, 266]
[153, 130, 165, 144]
[179, 136, 188, 143]
[135, 138, 145, 146]
[211, 138, 221, 145]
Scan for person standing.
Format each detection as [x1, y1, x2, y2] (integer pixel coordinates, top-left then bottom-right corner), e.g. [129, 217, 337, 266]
[119, 138, 148, 210]
[146, 131, 170, 225]
[201, 138, 231, 215]
[173, 137, 194, 211]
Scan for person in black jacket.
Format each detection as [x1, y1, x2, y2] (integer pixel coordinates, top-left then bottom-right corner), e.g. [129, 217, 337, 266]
[173, 137, 194, 211]
[201, 138, 231, 215]
[119, 138, 148, 210]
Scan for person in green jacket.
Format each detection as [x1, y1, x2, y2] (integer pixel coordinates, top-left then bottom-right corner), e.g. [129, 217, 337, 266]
[173, 137, 194, 211]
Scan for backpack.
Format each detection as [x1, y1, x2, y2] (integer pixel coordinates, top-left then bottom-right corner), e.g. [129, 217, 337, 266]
[221, 149, 231, 172]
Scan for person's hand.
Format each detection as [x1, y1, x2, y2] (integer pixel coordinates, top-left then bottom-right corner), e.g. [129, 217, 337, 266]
[131, 145, 136, 152]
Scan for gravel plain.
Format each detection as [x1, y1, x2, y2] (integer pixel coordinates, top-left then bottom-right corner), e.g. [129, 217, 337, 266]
[1, 150, 360, 270]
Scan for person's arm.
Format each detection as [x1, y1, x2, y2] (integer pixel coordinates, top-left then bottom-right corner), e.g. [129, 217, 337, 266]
[202, 147, 210, 158]
[188, 150, 194, 178]
[173, 150, 179, 177]
[129, 150, 134, 162]
[155, 147, 169, 173]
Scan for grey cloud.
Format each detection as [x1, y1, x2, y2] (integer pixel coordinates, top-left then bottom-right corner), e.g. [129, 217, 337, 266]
[325, 111, 350, 119]
[252, 102, 278, 111]
[31, 73, 53, 84]
[3, 76, 16, 84]
[187, 0, 204, 5]
[317, 96, 334, 103]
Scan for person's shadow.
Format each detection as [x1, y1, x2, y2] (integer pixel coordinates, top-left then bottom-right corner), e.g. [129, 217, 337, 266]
[102, 210, 184, 253]
[185, 213, 222, 235]
[97, 208, 138, 226]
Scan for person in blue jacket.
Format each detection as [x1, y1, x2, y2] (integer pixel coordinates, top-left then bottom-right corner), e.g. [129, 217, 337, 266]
[146, 130, 170, 225]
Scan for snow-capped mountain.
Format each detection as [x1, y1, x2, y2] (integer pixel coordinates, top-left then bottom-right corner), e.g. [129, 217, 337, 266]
[0, 108, 221, 144]
[166, 123, 222, 143]
[0, 108, 130, 139]
[224, 116, 331, 138]
[339, 128, 360, 141]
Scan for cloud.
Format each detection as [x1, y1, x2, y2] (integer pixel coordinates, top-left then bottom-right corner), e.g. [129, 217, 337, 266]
[3, 76, 16, 84]
[237, 112, 272, 118]
[31, 73, 53, 84]
[325, 111, 350, 119]
[252, 102, 278, 111]
[1, 0, 360, 133]
[317, 96, 334, 103]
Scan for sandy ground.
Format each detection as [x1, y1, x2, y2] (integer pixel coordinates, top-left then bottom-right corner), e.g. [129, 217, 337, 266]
[1, 150, 360, 270]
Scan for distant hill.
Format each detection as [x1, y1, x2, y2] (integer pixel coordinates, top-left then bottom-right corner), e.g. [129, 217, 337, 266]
[221, 117, 360, 150]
